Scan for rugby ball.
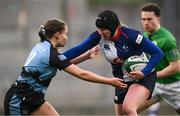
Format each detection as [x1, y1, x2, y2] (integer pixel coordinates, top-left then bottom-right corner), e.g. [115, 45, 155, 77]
[122, 53, 149, 82]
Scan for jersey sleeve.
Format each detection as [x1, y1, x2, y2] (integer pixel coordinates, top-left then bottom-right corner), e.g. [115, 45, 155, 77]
[139, 36, 164, 76]
[128, 31, 164, 76]
[63, 31, 101, 60]
[163, 39, 180, 62]
[49, 48, 72, 70]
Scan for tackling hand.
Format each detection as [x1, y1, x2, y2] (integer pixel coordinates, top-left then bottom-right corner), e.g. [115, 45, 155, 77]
[109, 77, 127, 89]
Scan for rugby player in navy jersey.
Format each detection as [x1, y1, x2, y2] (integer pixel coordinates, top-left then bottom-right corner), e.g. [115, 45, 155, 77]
[63, 10, 164, 116]
[4, 18, 128, 115]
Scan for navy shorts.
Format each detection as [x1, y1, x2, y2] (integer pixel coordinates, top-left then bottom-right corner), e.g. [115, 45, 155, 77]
[114, 71, 157, 104]
[4, 82, 45, 115]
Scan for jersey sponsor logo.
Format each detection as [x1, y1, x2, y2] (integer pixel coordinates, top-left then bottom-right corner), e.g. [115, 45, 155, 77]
[58, 54, 67, 61]
[170, 49, 180, 58]
[136, 34, 143, 44]
[123, 44, 128, 52]
[103, 44, 110, 50]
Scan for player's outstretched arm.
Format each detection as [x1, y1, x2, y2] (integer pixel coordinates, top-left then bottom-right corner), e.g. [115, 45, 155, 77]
[70, 45, 100, 64]
[64, 64, 127, 89]
[63, 31, 101, 60]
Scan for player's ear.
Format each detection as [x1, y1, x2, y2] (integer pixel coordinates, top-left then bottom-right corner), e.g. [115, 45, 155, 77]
[54, 32, 60, 39]
[157, 16, 160, 22]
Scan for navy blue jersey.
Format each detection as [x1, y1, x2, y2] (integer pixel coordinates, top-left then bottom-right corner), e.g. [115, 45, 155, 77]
[63, 26, 163, 77]
[17, 40, 71, 93]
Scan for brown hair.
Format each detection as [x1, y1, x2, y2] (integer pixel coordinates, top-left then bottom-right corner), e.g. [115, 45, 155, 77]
[141, 3, 161, 17]
[39, 18, 67, 42]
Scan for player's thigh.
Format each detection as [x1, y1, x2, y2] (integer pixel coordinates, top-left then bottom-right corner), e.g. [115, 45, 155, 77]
[31, 101, 59, 115]
[123, 83, 150, 109]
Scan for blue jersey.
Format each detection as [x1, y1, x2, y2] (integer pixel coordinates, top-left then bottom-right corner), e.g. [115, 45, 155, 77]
[63, 26, 164, 78]
[17, 40, 71, 93]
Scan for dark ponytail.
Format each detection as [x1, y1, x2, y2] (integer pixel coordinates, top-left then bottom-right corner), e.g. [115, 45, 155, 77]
[39, 25, 47, 42]
[38, 18, 67, 42]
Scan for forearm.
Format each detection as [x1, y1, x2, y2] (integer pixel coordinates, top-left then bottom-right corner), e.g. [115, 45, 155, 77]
[157, 61, 179, 78]
[78, 70, 110, 85]
[70, 45, 100, 64]
[70, 50, 90, 64]
[64, 64, 110, 84]
[140, 38, 164, 76]
[64, 64, 127, 89]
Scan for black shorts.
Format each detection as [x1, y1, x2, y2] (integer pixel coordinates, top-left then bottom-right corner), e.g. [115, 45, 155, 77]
[114, 71, 157, 104]
[4, 82, 45, 115]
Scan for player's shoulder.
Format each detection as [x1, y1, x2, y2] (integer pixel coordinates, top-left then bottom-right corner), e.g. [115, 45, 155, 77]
[122, 26, 141, 38]
[159, 27, 176, 39]
[122, 26, 144, 44]
[122, 26, 140, 33]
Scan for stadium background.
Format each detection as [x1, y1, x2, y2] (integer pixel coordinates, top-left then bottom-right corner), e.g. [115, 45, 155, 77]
[0, 0, 179, 115]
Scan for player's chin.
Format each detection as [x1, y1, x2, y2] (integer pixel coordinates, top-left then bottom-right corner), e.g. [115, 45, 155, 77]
[58, 44, 65, 47]
[101, 35, 109, 40]
[145, 27, 151, 32]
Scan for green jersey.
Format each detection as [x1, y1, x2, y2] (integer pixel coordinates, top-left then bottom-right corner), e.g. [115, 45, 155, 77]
[144, 27, 180, 84]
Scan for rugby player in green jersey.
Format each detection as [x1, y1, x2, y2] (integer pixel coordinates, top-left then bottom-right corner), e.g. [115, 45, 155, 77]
[138, 3, 180, 115]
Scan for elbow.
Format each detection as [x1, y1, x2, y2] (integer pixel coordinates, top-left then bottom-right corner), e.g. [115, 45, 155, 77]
[79, 70, 88, 77]
[78, 70, 89, 80]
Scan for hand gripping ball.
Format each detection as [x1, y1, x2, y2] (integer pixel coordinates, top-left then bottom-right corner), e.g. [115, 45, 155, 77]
[122, 53, 149, 82]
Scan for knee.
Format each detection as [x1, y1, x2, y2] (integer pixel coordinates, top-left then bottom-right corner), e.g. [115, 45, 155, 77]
[122, 103, 136, 115]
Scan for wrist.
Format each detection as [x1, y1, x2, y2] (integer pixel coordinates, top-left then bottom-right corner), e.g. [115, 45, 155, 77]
[156, 71, 161, 78]
[106, 78, 113, 86]
[87, 50, 91, 59]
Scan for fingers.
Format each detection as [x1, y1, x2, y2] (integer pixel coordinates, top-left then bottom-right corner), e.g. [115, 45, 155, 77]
[130, 71, 144, 79]
[123, 70, 131, 76]
[117, 82, 128, 88]
[95, 46, 100, 53]
[123, 70, 144, 79]
[123, 70, 137, 79]
[89, 45, 101, 59]
[112, 78, 127, 88]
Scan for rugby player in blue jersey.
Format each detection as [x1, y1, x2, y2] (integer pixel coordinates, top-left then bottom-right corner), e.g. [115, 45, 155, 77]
[4, 18, 128, 115]
[63, 10, 164, 116]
